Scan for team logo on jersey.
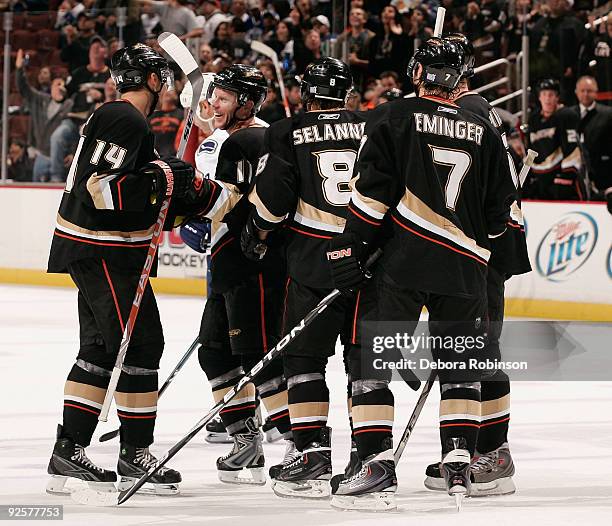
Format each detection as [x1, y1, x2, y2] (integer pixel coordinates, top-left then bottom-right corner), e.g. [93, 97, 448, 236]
[318, 113, 340, 120]
[437, 106, 457, 114]
[535, 212, 598, 282]
[198, 139, 218, 154]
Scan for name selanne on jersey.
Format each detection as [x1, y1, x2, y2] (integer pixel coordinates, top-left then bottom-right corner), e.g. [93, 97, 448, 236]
[48, 100, 160, 274]
[249, 109, 367, 289]
[345, 96, 516, 297]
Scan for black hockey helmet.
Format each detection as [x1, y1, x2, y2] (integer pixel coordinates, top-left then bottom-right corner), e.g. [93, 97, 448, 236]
[379, 88, 403, 102]
[407, 37, 465, 90]
[301, 57, 353, 106]
[207, 64, 268, 114]
[536, 78, 560, 95]
[110, 44, 173, 94]
[444, 33, 475, 78]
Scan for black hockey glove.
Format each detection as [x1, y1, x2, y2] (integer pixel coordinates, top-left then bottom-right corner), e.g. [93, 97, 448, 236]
[146, 157, 195, 202]
[241, 214, 269, 261]
[327, 233, 368, 292]
[180, 218, 211, 253]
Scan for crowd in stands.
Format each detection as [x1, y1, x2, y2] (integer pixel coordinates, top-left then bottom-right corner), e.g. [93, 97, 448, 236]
[1, 0, 610, 204]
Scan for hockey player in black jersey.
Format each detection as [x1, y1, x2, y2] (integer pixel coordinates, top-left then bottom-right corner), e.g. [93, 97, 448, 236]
[420, 33, 531, 497]
[46, 44, 197, 496]
[526, 78, 583, 199]
[240, 58, 376, 500]
[327, 37, 517, 510]
[179, 64, 292, 485]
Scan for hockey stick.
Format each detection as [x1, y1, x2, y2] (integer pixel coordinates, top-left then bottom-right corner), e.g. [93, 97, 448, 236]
[251, 40, 291, 118]
[434, 7, 446, 37]
[97, 33, 205, 422]
[518, 149, 538, 188]
[98, 337, 200, 442]
[73, 251, 381, 506]
[394, 371, 436, 464]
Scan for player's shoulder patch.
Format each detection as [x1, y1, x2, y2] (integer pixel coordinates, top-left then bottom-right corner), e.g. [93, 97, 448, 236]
[198, 138, 219, 155]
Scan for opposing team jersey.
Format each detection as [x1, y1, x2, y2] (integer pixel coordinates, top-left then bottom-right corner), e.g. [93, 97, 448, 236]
[192, 125, 283, 292]
[249, 109, 367, 289]
[194, 128, 230, 179]
[48, 100, 161, 274]
[456, 91, 531, 277]
[346, 95, 515, 297]
[527, 107, 582, 197]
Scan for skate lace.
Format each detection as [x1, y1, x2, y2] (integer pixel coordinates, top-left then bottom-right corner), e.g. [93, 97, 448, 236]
[71, 445, 103, 473]
[135, 447, 168, 475]
[344, 463, 368, 484]
[282, 442, 300, 466]
[471, 452, 497, 473]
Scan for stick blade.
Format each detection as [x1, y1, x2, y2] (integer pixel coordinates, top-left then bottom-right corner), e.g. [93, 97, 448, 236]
[158, 32, 199, 75]
[250, 40, 274, 57]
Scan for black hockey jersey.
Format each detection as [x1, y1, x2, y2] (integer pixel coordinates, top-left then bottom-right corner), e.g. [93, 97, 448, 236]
[249, 109, 367, 289]
[346, 95, 515, 297]
[192, 126, 284, 292]
[526, 107, 582, 198]
[456, 91, 531, 277]
[48, 100, 161, 274]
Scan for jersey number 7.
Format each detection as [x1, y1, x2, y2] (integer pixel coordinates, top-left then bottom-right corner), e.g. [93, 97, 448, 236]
[429, 145, 472, 211]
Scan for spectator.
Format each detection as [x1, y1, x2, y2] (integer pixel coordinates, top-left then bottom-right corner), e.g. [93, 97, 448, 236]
[230, 0, 254, 31]
[312, 15, 332, 41]
[107, 37, 121, 58]
[346, 89, 362, 111]
[149, 90, 184, 157]
[367, 4, 412, 86]
[141, 1, 162, 37]
[570, 76, 612, 200]
[265, 20, 294, 72]
[284, 75, 302, 114]
[581, 14, 612, 100]
[259, 85, 286, 123]
[7, 139, 34, 183]
[294, 29, 322, 74]
[60, 12, 99, 72]
[200, 0, 230, 43]
[210, 21, 233, 56]
[199, 42, 215, 67]
[102, 77, 118, 103]
[50, 37, 110, 182]
[228, 17, 251, 61]
[531, 0, 587, 104]
[15, 49, 73, 182]
[37, 67, 53, 94]
[334, 7, 374, 93]
[261, 10, 280, 43]
[405, 6, 433, 46]
[380, 70, 401, 91]
[142, 0, 203, 41]
[55, 0, 86, 29]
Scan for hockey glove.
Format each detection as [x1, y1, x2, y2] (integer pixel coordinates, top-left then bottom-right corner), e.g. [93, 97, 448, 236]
[241, 214, 269, 261]
[327, 233, 368, 292]
[147, 157, 195, 202]
[180, 218, 211, 253]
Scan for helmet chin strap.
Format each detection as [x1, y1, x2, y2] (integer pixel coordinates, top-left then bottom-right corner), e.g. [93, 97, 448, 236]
[144, 79, 163, 117]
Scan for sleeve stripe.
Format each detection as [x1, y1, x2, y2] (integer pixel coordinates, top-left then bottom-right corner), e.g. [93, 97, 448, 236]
[351, 188, 387, 220]
[348, 204, 382, 226]
[86, 172, 118, 210]
[249, 187, 288, 224]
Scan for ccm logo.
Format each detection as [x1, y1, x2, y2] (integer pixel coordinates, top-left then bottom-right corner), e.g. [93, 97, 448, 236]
[327, 248, 351, 260]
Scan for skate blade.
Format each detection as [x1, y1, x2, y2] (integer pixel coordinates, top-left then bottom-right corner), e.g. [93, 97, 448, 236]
[470, 476, 516, 497]
[46, 476, 116, 497]
[330, 490, 397, 512]
[454, 493, 464, 512]
[71, 487, 119, 507]
[423, 476, 446, 492]
[271, 479, 330, 499]
[117, 477, 180, 495]
[218, 467, 266, 486]
[205, 432, 233, 444]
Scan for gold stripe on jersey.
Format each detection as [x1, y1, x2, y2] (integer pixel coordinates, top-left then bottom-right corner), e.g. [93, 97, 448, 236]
[260, 391, 288, 414]
[56, 214, 155, 243]
[532, 147, 563, 173]
[249, 187, 288, 224]
[481, 394, 510, 418]
[352, 404, 394, 428]
[288, 401, 329, 419]
[397, 190, 491, 261]
[561, 146, 581, 172]
[212, 383, 256, 403]
[86, 172, 118, 210]
[205, 181, 242, 223]
[439, 399, 481, 421]
[510, 201, 524, 225]
[350, 178, 388, 219]
[294, 199, 346, 233]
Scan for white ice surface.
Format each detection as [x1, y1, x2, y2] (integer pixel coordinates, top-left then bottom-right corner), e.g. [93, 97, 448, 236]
[0, 284, 610, 525]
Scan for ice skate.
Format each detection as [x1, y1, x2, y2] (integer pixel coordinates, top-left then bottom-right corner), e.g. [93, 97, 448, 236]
[268, 439, 300, 479]
[271, 427, 332, 499]
[46, 425, 117, 495]
[470, 443, 516, 496]
[441, 438, 471, 512]
[330, 439, 362, 493]
[117, 443, 182, 495]
[205, 415, 232, 444]
[217, 417, 266, 485]
[423, 461, 446, 491]
[330, 445, 397, 511]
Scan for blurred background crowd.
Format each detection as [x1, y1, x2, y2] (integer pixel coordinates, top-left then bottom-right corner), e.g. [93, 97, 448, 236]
[0, 0, 610, 202]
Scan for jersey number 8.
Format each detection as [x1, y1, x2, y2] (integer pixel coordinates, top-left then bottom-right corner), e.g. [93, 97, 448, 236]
[313, 150, 357, 207]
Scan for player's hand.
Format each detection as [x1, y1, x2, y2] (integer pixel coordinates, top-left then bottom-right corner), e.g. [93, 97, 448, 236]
[15, 49, 24, 69]
[146, 157, 195, 201]
[241, 214, 268, 261]
[180, 218, 211, 253]
[327, 233, 368, 292]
